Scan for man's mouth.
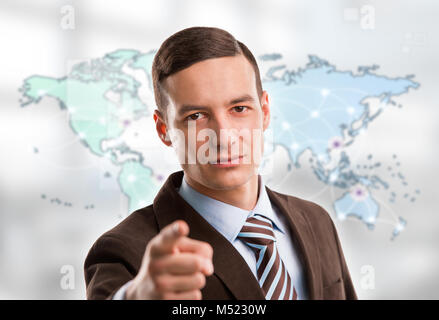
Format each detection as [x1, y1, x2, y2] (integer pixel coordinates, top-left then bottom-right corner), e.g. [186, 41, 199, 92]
[209, 155, 244, 167]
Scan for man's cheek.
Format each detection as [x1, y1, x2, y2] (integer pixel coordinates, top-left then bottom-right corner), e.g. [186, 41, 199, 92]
[168, 127, 189, 164]
[251, 128, 264, 165]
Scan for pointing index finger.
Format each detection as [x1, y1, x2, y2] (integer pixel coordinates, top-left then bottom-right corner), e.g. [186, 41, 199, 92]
[150, 220, 189, 258]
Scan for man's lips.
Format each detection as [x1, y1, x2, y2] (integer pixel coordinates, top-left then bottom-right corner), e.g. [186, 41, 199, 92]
[218, 155, 242, 161]
[210, 155, 244, 163]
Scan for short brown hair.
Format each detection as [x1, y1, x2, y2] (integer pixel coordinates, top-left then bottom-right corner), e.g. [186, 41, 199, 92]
[151, 26, 263, 122]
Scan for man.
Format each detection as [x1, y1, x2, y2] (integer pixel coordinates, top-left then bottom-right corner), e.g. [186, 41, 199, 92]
[83, 26, 357, 300]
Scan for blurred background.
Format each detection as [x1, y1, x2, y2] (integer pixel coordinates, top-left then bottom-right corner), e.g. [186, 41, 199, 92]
[0, 0, 437, 299]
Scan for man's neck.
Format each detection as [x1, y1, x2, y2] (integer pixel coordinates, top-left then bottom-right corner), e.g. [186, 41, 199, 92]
[183, 173, 259, 211]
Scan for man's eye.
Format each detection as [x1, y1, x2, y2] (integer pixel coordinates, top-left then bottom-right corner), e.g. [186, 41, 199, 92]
[233, 106, 248, 113]
[186, 112, 204, 121]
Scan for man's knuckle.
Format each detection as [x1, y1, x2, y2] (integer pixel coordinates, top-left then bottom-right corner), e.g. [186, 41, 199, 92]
[196, 273, 206, 288]
[194, 256, 203, 270]
[204, 243, 213, 255]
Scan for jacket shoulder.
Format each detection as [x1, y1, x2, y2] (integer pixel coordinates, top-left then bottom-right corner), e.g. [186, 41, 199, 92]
[86, 204, 159, 263]
[268, 188, 340, 254]
[83, 204, 159, 298]
[100, 204, 158, 242]
[270, 188, 334, 226]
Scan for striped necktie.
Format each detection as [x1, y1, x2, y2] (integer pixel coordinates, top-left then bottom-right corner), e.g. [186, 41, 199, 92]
[237, 213, 298, 300]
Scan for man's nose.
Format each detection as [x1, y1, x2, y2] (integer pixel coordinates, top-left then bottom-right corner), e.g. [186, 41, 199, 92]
[209, 114, 239, 152]
[210, 112, 231, 132]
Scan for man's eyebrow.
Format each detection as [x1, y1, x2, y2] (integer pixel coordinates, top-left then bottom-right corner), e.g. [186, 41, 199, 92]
[228, 93, 255, 105]
[178, 94, 256, 117]
[178, 105, 210, 117]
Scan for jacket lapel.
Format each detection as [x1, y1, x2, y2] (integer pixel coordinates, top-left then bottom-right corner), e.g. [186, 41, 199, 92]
[152, 170, 265, 299]
[265, 186, 323, 299]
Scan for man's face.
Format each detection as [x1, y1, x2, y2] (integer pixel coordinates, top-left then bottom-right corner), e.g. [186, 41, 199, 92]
[154, 54, 270, 190]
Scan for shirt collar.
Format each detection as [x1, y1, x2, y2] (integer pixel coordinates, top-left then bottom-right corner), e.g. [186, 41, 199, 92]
[177, 172, 285, 243]
[251, 174, 285, 235]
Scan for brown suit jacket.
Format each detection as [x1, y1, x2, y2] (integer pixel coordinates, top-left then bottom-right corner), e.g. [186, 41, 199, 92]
[84, 170, 358, 300]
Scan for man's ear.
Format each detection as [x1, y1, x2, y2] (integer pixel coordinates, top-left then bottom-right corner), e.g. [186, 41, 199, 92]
[153, 109, 172, 146]
[260, 90, 270, 132]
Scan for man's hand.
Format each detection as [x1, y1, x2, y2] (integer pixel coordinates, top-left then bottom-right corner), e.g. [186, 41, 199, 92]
[125, 220, 214, 300]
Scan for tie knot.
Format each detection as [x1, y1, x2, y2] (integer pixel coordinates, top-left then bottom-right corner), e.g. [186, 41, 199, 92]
[237, 214, 276, 247]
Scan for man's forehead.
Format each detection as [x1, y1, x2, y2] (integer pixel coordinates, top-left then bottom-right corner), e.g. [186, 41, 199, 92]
[165, 55, 254, 92]
[166, 58, 256, 105]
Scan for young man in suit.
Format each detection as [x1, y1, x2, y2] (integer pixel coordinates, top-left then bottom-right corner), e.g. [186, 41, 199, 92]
[84, 26, 358, 300]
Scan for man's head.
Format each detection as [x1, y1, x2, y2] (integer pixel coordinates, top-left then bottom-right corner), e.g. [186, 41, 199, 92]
[152, 26, 270, 191]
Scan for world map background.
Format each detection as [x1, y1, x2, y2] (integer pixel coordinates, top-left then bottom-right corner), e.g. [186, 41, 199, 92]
[0, 0, 438, 299]
[19, 49, 420, 239]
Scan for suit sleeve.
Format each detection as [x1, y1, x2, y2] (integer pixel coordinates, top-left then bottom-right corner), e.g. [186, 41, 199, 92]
[328, 216, 358, 300]
[83, 235, 136, 300]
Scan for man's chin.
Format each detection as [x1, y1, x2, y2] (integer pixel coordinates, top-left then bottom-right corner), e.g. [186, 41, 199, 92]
[183, 163, 256, 184]
[200, 165, 254, 188]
